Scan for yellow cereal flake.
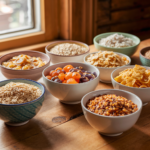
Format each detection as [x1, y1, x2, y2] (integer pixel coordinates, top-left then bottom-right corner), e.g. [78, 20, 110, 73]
[86, 51, 129, 68]
[114, 65, 150, 88]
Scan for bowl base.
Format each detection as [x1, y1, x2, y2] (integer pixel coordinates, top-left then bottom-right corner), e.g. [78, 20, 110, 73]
[99, 132, 123, 137]
[5, 120, 29, 126]
[60, 100, 81, 105]
[99, 79, 111, 83]
[143, 102, 148, 106]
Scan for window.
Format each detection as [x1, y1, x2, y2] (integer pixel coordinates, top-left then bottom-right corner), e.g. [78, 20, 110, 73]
[0, 0, 41, 39]
[0, 0, 59, 51]
[0, 0, 93, 52]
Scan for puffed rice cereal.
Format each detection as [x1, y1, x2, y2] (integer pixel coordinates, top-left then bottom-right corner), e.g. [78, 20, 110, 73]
[0, 82, 42, 104]
[99, 33, 135, 48]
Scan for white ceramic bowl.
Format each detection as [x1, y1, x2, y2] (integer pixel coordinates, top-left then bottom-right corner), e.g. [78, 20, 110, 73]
[45, 40, 90, 64]
[81, 89, 142, 136]
[84, 51, 131, 83]
[42, 62, 100, 104]
[111, 65, 150, 105]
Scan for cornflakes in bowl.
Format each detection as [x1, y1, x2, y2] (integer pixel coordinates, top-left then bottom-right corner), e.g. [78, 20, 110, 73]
[111, 65, 150, 104]
[84, 51, 131, 83]
[114, 65, 150, 88]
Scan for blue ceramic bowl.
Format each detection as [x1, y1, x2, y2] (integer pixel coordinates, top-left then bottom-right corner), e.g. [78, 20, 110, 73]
[140, 46, 150, 66]
[0, 79, 45, 126]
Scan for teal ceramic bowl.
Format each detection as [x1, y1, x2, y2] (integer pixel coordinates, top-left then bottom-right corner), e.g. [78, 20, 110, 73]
[93, 32, 140, 56]
[140, 47, 150, 66]
[0, 79, 45, 126]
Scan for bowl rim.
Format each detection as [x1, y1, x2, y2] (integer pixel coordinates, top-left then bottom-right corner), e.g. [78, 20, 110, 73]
[0, 78, 45, 106]
[0, 50, 50, 72]
[84, 51, 131, 70]
[45, 40, 90, 57]
[42, 62, 100, 85]
[81, 89, 142, 118]
[94, 32, 141, 50]
[111, 65, 150, 89]
[139, 46, 150, 60]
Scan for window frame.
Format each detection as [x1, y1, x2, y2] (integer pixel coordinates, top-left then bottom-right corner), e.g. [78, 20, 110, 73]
[0, 0, 59, 51]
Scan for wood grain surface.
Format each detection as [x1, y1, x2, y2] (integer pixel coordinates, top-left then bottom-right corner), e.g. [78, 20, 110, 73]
[0, 39, 150, 150]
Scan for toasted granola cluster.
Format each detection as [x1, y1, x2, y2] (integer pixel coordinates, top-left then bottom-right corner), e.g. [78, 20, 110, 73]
[86, 94, 138, 116]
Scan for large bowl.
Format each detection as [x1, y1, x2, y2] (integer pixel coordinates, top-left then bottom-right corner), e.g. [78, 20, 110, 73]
[0, 51, 50, 81]
[84, 51, 131, 83]
[81, 89, 142, 136]
[93, 32, 140, 56]
[111, 65, 150, 104]
[0, 79, 45, 126]
[45, 40, 90, 64]
[42, 62, 100, 104]
[140, 46, 150, 66]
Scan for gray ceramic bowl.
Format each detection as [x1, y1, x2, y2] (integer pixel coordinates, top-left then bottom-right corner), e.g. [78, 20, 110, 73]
[45, 40, 90, 64]
[0, 51, 50, 81]
[140, 46, 150, 66]
[94, 32, 140, 56]
[81, 89, 142, 136]
[84, 51, 131, 83]
[111, 65, 150, 105]
[42, 62, 100, 104]
[0, 78, 45, 126]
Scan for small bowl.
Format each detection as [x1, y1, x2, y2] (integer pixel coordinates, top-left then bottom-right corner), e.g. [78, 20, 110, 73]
[42, 62, 100, 104]
[140, 46, 150, 66]
[94, 32, 140, 56]
[111, 65, 150, 104]
[81, 89, 142, 136]
[45, 40, 90, 64]
[0, 51, 50, 81]
[0, 79, 45, 126]
[84, 51, 131, 83]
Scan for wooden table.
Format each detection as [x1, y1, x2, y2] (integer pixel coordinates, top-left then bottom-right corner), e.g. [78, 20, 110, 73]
[0, 39, 150, 150]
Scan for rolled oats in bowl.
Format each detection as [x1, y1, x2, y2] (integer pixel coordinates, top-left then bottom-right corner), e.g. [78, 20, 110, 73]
[99, 33, 135, 48]
[50, 43, 88, 56]
[0, 82, 42, 104]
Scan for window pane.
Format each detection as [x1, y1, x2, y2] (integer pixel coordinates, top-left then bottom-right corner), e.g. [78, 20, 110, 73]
[0, 0, 33, 34]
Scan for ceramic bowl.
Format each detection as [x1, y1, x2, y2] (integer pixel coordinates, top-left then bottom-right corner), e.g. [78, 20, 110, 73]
[45, 40, 90, 64]
[81, 89, 142, 136]
[0, 51, 50, 81]
[111, 65, 150, 104]
[93, 32, 140, 56]
[84, 51, 131, 83]
[140, 46, 150, 66]
[42, 62, 100, 104]
[0, 79, 45, 126]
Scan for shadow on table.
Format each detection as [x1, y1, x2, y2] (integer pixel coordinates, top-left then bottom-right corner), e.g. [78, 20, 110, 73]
[98, 125, 150, 150]
[1, 118, 71, 149]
